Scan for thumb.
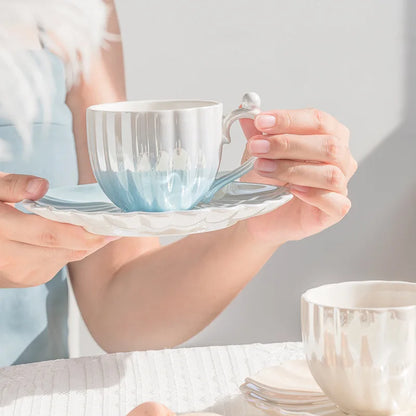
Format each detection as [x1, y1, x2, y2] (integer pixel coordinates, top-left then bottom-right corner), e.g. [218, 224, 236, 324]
[239, 116, 262, 165]
[0, 172, 49, 202]
[239, 117, 261, 140]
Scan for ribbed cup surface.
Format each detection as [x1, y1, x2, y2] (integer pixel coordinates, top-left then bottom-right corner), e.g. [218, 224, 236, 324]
[87, 101, 223, 212]
[301, 281, 416, 416]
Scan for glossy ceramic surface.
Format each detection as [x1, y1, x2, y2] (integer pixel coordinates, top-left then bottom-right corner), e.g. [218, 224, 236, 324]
[22, 182, 292, 237]
[246, 360, 324, 395]
[86, 93, 261, 212]
[240, 360, 338, 416]
[302, 281, 416, 416]
[241, 392, 341, 416]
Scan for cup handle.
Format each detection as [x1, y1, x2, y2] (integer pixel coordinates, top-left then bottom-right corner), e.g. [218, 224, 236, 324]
[201, 92, 261, 203]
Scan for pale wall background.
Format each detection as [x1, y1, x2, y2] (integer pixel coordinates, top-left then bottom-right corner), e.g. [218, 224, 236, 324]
[69, 0, 416, 357]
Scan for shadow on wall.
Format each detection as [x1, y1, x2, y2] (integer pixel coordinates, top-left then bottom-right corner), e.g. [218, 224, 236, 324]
[293, 0, 416, 283]
[273, 0, 416, 338]
[187, 0, 416, 346]
[224, 111, 416, 344]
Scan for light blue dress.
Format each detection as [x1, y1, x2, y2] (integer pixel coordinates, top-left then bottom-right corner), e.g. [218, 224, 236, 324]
[0, 49, 78, 366]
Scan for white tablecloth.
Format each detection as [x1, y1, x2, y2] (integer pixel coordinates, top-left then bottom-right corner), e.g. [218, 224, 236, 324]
[0, 342, 303, 416]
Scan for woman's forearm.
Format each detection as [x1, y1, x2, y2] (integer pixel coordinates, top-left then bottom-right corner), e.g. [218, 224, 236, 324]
[65, 1, 277, 353]
[88, 222, 279, 352]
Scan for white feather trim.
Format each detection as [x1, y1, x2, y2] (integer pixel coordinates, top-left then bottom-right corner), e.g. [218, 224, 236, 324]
[0, 0, 109, 156]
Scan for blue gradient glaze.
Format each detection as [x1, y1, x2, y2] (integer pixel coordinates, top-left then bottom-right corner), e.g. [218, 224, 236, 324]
[98, 168, 215, 212]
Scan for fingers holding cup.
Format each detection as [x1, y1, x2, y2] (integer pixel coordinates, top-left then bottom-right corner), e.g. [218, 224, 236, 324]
[254, 159, 348, 195]
[247, 108, 356, 194]
[248, 133, 353, 175]
[254, 108, 350, 140]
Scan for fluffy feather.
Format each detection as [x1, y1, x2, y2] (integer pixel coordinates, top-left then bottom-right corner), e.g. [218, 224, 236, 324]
[0, 0, 109, 157]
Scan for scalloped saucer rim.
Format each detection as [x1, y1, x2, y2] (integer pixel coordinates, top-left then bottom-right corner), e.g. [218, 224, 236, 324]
[29, 181, 291, 215]
[21, 181, 293, 237]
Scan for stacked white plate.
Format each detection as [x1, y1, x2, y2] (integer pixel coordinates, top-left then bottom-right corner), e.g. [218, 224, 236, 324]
[240, 360, 343, 416]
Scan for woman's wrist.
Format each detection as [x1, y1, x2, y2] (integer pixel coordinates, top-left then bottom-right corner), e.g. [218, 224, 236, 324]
[231, 219, 285, 254]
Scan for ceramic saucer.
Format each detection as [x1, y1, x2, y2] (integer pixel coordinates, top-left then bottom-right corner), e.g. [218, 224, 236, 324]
[241, 391, 343, 416]
[241, 360, 416, 416]
[22, 181, 292, 237]
[240, 360, 341, 416]
[246, 360, 324, 395]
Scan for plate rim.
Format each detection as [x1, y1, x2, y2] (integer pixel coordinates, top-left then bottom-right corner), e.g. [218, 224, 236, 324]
[23, 182, 293, 217]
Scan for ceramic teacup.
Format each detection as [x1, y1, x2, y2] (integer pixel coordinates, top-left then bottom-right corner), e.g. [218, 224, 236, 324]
[301, 281, 416, 416]
[86, 93, 261, 212]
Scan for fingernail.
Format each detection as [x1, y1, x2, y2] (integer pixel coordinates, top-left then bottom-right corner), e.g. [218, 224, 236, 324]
[256, 115, 276, 129]
[249, 139, 270, 154]
[26, 178, 46, 198]
[255, 159, 277, 173]
[290, 185, 309, 193]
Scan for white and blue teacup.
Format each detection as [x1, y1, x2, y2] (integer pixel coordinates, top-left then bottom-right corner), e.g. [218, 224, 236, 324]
[86, 93, 261, 212]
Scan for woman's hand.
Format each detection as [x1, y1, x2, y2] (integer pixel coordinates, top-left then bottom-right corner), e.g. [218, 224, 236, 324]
[0, 172, 114, 288]
[127, 402, 175, 416]
[126, 402, 221, 416]
[240, 108, 357, 245]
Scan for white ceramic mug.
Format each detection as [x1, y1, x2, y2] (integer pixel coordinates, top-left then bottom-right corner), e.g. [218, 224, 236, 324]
[87, 93, 261, 212]
[302, 281, 416, 416]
